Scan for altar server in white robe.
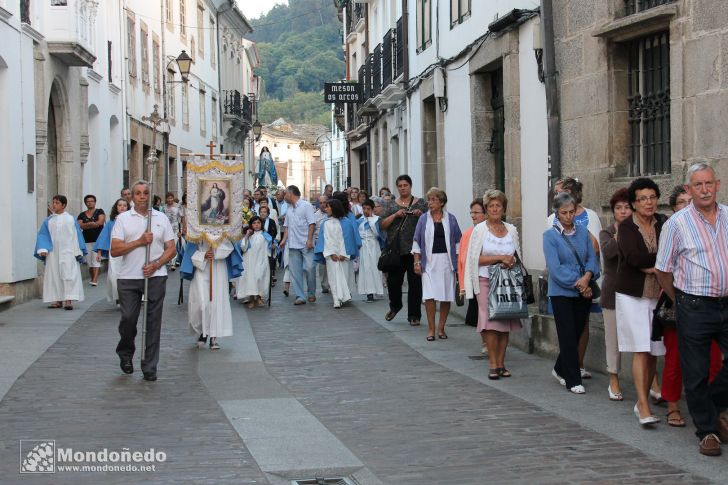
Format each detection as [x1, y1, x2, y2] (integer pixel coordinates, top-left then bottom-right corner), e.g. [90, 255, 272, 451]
[181, 239, 243, 350]
[237, 216, 273, 307]
[34, 195, 87, 310]
[314, 199, 360, 308]
[357, 199, 386, 301]
[94, 198, 129, 304]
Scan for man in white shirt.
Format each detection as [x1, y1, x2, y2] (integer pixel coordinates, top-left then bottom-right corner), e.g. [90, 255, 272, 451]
[279, 185, 316, 304]
[111, 181, 176, 381]
[314, 195, 330, 293]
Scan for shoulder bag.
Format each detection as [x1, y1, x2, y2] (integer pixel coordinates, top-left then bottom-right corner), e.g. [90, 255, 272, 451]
[515, 251, 535, 304]
[377, 198, 413, 273]
[559, 229, 601, 300]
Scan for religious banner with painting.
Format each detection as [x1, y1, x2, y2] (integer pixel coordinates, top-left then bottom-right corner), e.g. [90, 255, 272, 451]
[185, 146, 245, 248]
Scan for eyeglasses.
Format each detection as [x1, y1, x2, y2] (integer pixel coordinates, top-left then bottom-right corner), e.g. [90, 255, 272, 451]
[636, 195, 658, 203]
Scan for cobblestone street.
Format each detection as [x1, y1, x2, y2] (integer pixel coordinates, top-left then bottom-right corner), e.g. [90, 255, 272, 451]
[0, 280, 726, 484]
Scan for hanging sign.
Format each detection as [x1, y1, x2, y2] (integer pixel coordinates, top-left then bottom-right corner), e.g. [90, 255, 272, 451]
[324, 82, 361, 103]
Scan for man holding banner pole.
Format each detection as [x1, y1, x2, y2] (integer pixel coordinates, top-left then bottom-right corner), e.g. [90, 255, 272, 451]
[111, 181, 176, 382]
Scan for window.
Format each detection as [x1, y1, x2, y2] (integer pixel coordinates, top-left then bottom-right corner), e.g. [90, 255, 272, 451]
[199, 89, 206, 136]
[140, 25, 149, 85]
[179, 0, 187, 37]
[167, 69, 176, 122]
[165, 0, 173, 23]
[182, 83, 189, 128]
[127, 15, 136, 78]
[450, 0, 470, 27]
[210, 16, 216, 68]
[625, 0, 675, 16]
[628, 32, 671, 176]
[197, 3, 204, 57]
[152, 38, 161, 95]
[190, 37, 196, 62]
[211, 95, 218, 138]
[416, 0, 431, 52]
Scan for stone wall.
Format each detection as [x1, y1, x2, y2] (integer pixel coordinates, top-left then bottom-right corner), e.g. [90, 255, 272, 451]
[552, 0, 728, 223]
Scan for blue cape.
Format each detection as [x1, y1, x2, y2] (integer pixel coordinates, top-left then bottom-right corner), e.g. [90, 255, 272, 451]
[243, 231, 273, 252]
[180, 241, 244, 281]
[346, 212, 362, 252]
[34, 214, 87, 262]
[314, 217, 361, 264]
[93, 220, 115, 258]
[358, 217, 387, 249]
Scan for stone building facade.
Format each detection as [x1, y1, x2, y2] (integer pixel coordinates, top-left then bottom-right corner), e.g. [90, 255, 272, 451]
[551, 0, 728, 222]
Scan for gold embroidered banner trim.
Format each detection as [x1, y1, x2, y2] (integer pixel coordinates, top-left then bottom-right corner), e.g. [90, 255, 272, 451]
[186, 161, 245, 173]
[185, 231, 242, 248]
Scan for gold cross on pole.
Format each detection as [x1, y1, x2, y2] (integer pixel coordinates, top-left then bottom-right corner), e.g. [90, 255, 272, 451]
[206, 140, 217, 160]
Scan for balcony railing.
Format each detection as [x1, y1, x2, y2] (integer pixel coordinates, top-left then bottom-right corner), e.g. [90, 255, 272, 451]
[345, 2, 365, 34]
[21, 0, 30, 24]
[395, 17, 404, 79]
[223, 90, 252, 124]
[382, 31, 393, 88]
[624, 0, 675, 15]
[372, 45, 382, 97]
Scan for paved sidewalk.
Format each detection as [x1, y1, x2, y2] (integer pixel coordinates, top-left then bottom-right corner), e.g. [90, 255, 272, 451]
[0, 280, 726, 484]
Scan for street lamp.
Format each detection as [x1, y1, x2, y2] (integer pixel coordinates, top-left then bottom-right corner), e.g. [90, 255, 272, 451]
[252, 120, 262, 141]
[174, 50, 193, 83]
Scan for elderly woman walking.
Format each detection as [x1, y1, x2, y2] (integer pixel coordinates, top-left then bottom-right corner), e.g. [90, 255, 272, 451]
[543, 192, 600, 394]
[463, 190, 522, 379]
[412, 188, 462, 341]
[615, 178, 667, 425]
[599, 188, 632, 401]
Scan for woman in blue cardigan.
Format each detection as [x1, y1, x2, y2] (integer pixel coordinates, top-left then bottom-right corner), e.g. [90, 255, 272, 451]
[412, 187, 462, 341]
[543, 192, 600, 394]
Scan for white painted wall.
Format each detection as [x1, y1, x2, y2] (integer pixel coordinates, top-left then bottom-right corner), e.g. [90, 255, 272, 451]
[125, 0, 221, 195]
[0, 6, 39, 283]
[518, 18, 548, 271]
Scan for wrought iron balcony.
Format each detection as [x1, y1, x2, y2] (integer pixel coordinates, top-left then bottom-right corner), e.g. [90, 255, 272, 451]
[624, 0, 676, 15]
[371, 45, 382, 98]
[345, 2, 365, 35]
[382, 30, 394, 88]
[395, 17, 404, 79]
[223, 90, 252, 124]
[20, 0, 30, 24]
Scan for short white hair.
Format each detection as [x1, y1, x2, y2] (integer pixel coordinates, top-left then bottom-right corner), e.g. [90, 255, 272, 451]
[685, 162, 715, 184]
[131, 180, 149, 192]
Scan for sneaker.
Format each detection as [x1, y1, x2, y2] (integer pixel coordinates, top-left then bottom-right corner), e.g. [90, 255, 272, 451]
[699, 434, 722, 457]
[169, 266, 176, 272]
[481, 345, 489, 356]
[551, 369, 566, 387]
[209, 338, 220, 350]
[89, 281, 97, 286]
[580, 368, 592, 379]
[366, 294, 374, 302]
[569, 385, 586, 394]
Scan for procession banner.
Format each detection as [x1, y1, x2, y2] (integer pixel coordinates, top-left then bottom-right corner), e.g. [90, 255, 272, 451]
[185, 155, 245, 247]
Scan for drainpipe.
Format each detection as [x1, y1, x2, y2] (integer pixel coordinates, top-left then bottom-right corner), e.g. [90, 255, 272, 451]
[401, 0, 409, 81]
[541, 0, 561, 211]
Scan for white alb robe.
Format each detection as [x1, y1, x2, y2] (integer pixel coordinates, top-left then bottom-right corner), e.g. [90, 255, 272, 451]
[106, 255, 122, 303]
[189, 241, 234, 338]
[39, 212, 84, 303]
[323, 219, 352, 306]
[237, 231, 270, 300]
[358, 216, 384, 295]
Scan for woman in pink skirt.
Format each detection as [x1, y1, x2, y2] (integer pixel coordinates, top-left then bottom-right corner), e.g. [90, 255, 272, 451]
[463, 190, 522, 380]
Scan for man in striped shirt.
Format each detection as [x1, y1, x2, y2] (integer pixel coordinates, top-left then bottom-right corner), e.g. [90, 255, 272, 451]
[656, 162, 728, 457]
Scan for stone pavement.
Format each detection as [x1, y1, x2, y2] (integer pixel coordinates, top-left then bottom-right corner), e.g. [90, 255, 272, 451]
[0, 279, 725, 484]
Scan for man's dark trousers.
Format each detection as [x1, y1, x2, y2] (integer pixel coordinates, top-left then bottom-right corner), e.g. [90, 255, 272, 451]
[676, 290, 728, 439]
[116, 277, 167, 375]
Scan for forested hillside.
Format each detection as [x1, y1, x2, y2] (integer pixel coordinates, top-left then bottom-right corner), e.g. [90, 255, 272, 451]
[251, 0, 344, 126]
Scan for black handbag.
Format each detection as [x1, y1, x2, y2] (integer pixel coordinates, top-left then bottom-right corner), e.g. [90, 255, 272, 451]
[653, 292, 676, 328]
[559, 229, 601, 300]
[377, 198, 414, 273]
[515, 251, 535, 304]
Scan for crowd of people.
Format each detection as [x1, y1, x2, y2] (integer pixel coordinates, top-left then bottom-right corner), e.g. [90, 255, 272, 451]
[33, 162, 728, 456]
